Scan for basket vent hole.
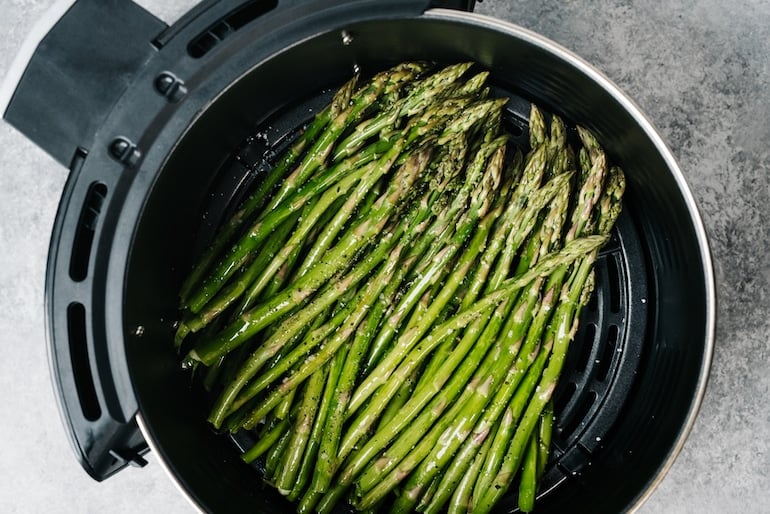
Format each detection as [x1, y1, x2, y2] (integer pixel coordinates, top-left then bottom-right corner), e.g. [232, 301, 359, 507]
[553, 380, 577, 417]
[188, 0, 278, 58]
[67, 303, 102, 421]
[574, 323, 597, 373]
[560, 390, 598, 439]
[605, 254, 622, 313]
[69, 182, 107, 282]
[596, 324, 619, 382]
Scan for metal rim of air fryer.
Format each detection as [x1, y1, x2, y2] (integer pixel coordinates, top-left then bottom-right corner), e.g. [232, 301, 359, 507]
[35, 4, 715, 514]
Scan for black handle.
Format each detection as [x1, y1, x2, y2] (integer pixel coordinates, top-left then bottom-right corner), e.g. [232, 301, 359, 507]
[3, 0, 166, 167]
[3, 0, 477, 167]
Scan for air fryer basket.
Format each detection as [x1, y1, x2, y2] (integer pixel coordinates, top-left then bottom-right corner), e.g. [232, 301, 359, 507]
[120, 11, 712, 514]
[1, 1, 712, 512]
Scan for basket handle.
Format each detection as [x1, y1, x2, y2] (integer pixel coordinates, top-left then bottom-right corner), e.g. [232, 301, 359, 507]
[2, 0, 478, 167]
[2, 0, 166, 167]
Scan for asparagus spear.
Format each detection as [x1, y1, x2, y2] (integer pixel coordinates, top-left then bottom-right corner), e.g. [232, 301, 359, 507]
[273, 361, 328, 495]
[475, 167, 624, 514]
[354, 130, 506, 390]
[178, 163, 367, 336]
[418, 184, 572, 514]
[332, 234, 607, 499]
[332, 63, 476, 162]
[262, 65, 408, 211]
[204, 149, 432, 427]
[184, 141, 427, 368]
[210, 100, 498, 425]
[338, 196, 503, 458]
[179, 137, 396, 317]
[307, 151, 467, 496]
[517, 427, 540, 512]
[177, 75, 358, 304]
[287, 344, 348, 501]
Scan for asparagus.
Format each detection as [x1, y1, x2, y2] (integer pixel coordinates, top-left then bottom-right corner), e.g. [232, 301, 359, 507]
[345, 144, 504, 417]
[307, 168, 459, 490]
[237, 194, 348, 315]
[262, 65, 408, 211]
[470, 133, 608, 505]
[210, 101, 497, 426]
[184, 142, 427, 368]
[287, 345, 348, 501]
[178, 164, 366, 337]
[338, 197, 503, 457]
[475, 167, 624, 514]
[173, 60, 630, 514]
[517, 429, 540, 512]
[418, 184, 572, 514]
[177, 75, 358, 304]
[293, 97, 477, 284]
[232, 138, 498, 431]
[332, 234, 606, 503]
[179, 138, 394, 318]
[274, 362, 328, 495]
[205, 154, 432, 428]
[332, 63, 476, 162]
[234, 242, 405, 431]
[241, 416, 290, 464]
[352, 131, 506, 397]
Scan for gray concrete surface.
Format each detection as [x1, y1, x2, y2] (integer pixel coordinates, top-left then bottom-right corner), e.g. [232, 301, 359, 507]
[1, 0, 768, 512]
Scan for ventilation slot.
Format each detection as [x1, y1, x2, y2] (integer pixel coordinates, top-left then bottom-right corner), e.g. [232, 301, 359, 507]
[553, 380, 577, 417]
[67, 303, 101, 421]
[605, 254, 622, 313]
[559, 390, 598, 440]
[69, 182, 107, 282]
[574, 322, 597, 372]
[596, 324, 619, 382]
[188, 0, 278, 58]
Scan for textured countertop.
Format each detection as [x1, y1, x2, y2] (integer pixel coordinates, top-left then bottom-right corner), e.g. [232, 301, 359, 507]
[1, 0, 768, 512]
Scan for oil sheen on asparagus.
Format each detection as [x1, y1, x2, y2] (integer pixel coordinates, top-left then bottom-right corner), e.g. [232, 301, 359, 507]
[174, 61, 625, 514]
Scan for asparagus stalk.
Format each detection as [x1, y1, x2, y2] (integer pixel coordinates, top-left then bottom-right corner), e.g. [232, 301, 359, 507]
[333, 234, 607, 495]
[174, 62, 630, 514]
[419, 184, 572, 514]
[338, 196, 503, 457]
[345, 143, 504, 418]
[517, 428, 540, 512]
[179, 162, 368, 337]
[354, 129, 506, 389]
[241, 416, 290, 464]
[211, 99, 492, 424]
[262, 65, 405, 211]
[184, 142, 427, 368]
[234, 242, 405, 431]
[475, 168, 624, 514]
[354, 132, 605, 509]
[471, 133, 608, 504]
[332, 61, 474, 162]
[287, 344, 348, 501]
[273, 361, 328, 495]
[177, 75, 358, 304]
[447, 431, 495, 514]
[205, 154, 432, 428]
[180, 137, 396, 317]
